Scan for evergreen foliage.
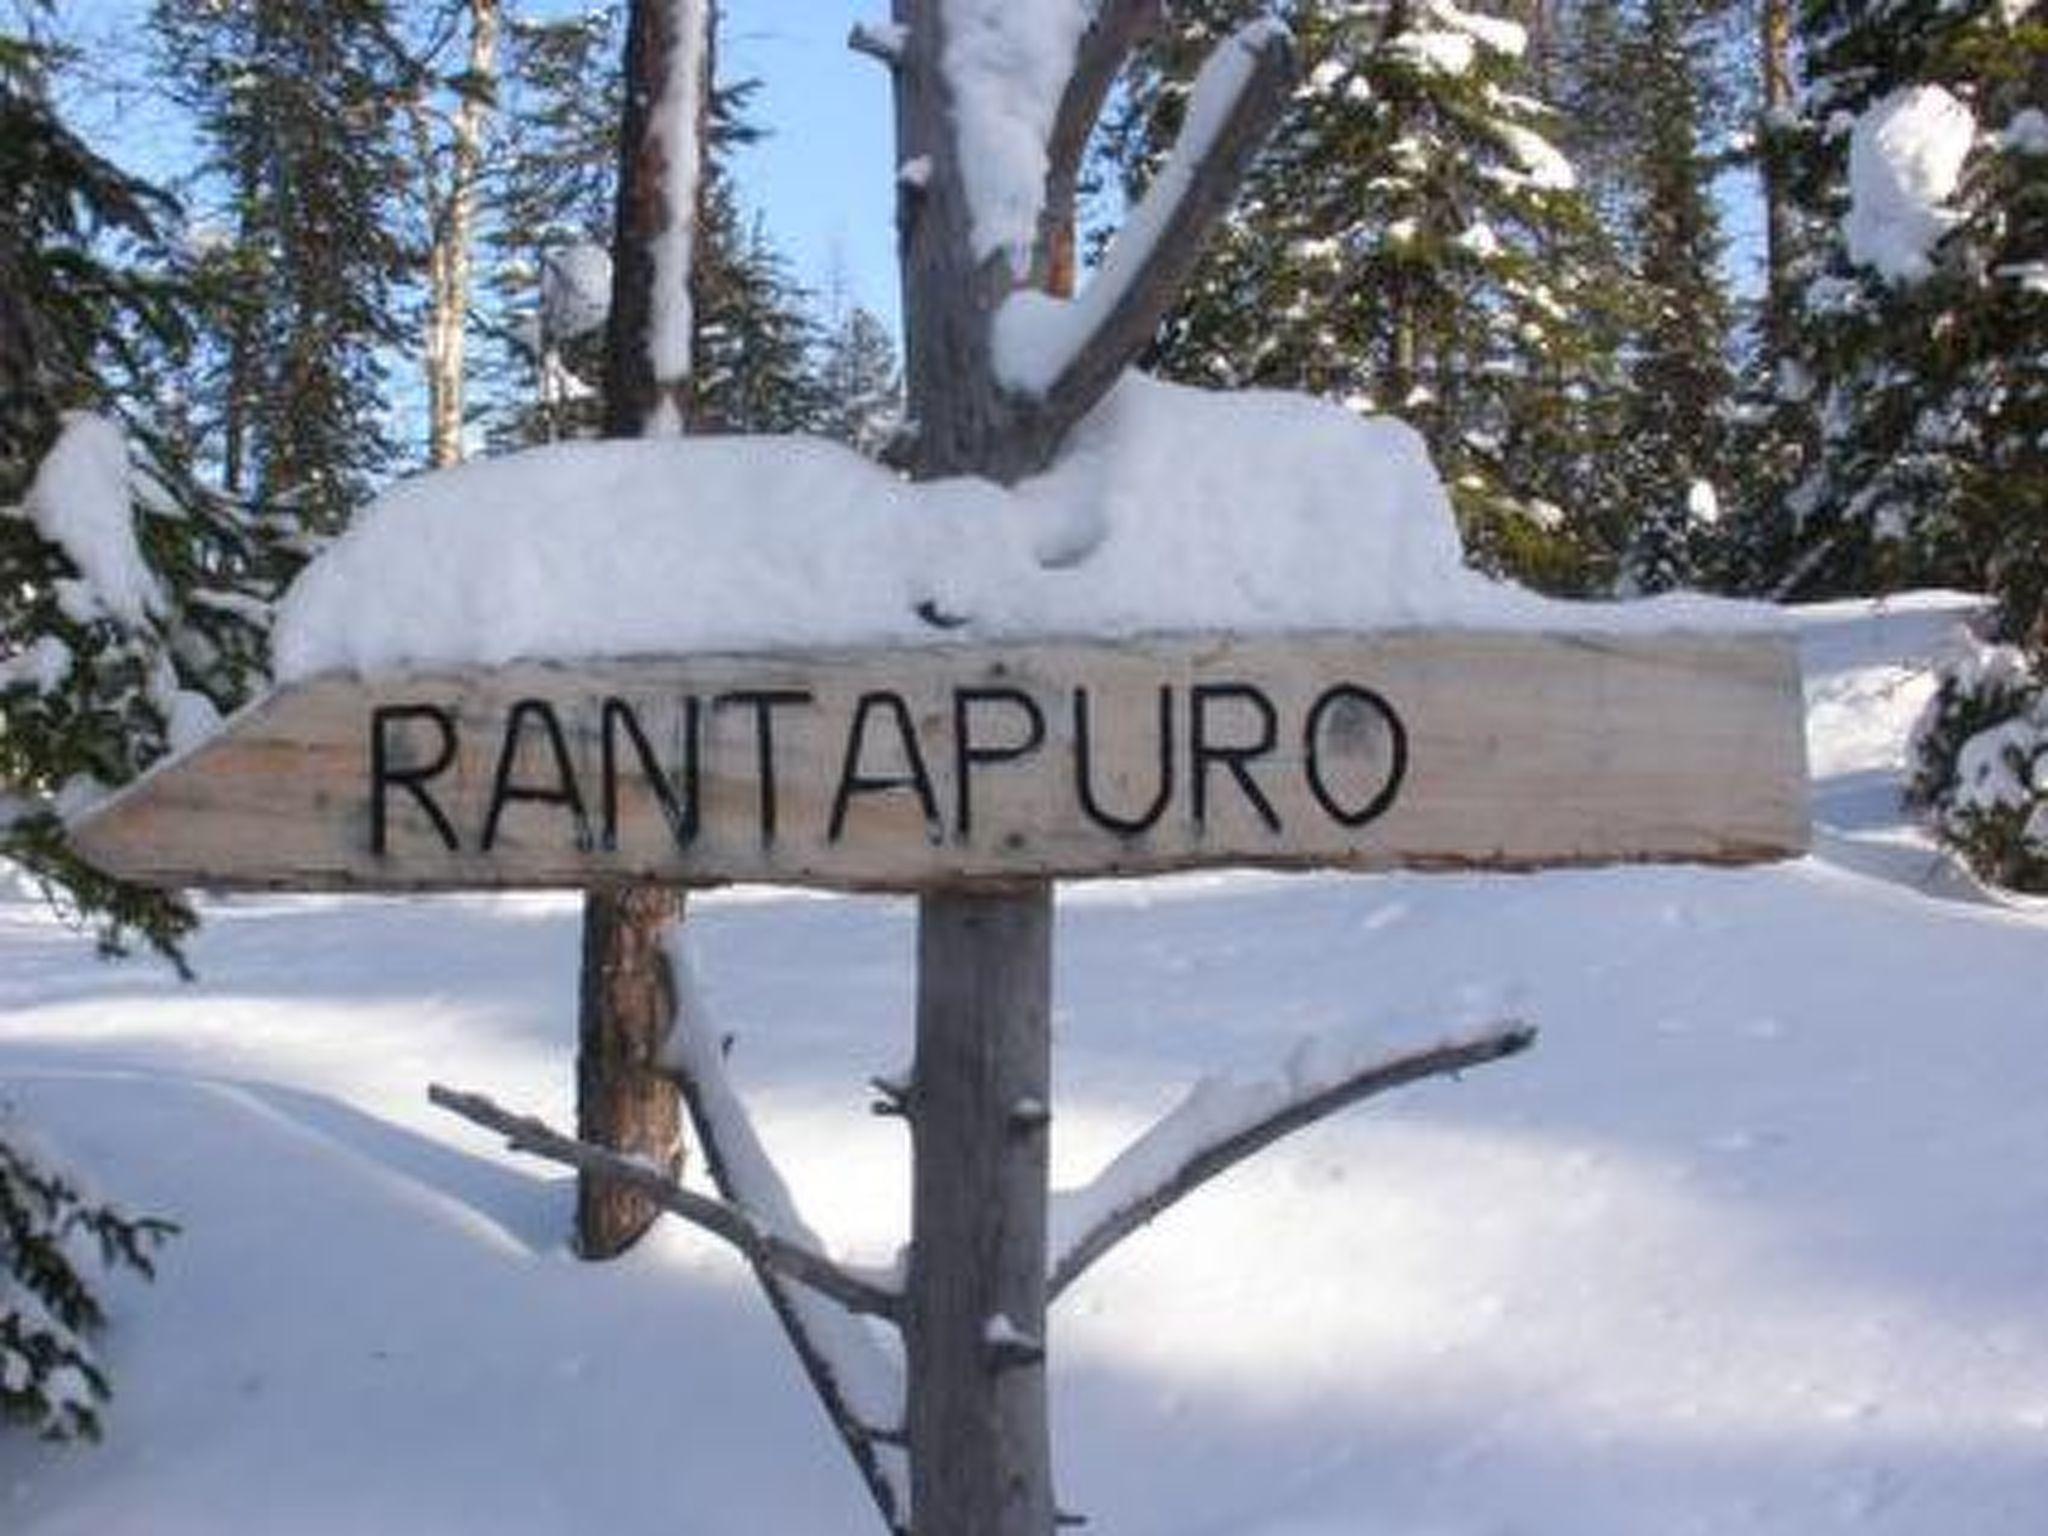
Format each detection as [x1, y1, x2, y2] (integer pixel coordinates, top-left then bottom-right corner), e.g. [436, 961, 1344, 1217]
[1767, 1, 2047, 629]
[1612, 0, 1736, 595]
[813, 302, 904, 459]
[479, 6, 844, 445]
[2, 13, 193, 1447]
[0, 1115, 177, 1441]
[1908, 632, 2048, 892]
[150, 0, 414, 531]
[483, 3, 622, 445]
[1114, 0, 1629, 592]
[692, 160, 829, 436]
[2, 16, 292, 968]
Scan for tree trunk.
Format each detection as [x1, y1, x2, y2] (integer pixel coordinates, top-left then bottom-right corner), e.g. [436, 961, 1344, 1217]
[1757, 0, 1795, 360]
[577, 0, 711, 1260]
[576, 884, 684, 1249]
[425, 0, 500, 469]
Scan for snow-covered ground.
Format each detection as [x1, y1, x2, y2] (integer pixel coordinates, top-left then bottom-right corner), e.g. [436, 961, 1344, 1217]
[4, 591, 2045, 1535]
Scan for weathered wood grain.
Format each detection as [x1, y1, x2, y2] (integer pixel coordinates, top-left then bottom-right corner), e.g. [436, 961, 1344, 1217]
[70, 629, 1809, 892]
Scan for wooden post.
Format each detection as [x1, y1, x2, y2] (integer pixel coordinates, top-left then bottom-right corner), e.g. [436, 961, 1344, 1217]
[883, 2, 1294, 1524]
[906, 888, 1055, 1536]
[888, 0, 1060, 1524]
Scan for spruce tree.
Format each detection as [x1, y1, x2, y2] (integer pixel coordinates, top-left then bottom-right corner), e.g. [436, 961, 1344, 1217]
[3, 14, 289, 965]
[813, 302, 903, 458]
[482, 3, 624, 445]
[481, 6, 825, 445]
[1119, 0, 1625, 589]
[694, 198, 827, 434]
[0, 11, 261, 1442]
[1614, 0, 1736, 594]
[151, 0, 412, 532]
[1772, 1, 2046, 619]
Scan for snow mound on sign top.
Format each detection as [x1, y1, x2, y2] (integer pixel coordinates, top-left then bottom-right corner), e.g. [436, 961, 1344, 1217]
[273, 374, 1767, 681]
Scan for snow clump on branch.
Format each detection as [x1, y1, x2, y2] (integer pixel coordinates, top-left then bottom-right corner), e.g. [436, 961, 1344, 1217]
[1844, 85, 1977, 284]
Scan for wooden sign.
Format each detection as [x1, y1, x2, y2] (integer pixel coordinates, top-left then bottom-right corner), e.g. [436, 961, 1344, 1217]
[71, 629, 1808, 892]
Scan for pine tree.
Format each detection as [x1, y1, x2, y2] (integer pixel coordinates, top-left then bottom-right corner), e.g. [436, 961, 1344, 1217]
[0, 12, 244, 1443]
[151, 0, 412, 532]
[3, 15, 289, 965]
[482, 3, 624, 445]
[1771, 1, 2046, 620]
[813, 302, 903, 458]
[1613, 0, 1736, 594]
[1118, 0, 1626, 590]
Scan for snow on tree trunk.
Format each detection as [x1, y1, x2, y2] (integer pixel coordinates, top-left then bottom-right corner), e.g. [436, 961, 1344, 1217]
[576, 0, 714, 1260]
[606, 0, 712, 439]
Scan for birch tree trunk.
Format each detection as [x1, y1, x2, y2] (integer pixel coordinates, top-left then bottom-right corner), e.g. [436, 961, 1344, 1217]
[578, 0, 710, 1260]
[423, 0, 500, 469]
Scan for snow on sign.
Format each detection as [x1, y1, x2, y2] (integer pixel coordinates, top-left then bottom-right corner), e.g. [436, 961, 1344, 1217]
[71, 628, 1806, 893]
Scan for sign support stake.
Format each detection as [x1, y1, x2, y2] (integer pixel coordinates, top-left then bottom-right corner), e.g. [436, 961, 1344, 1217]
[905, 885, 1056, 1536]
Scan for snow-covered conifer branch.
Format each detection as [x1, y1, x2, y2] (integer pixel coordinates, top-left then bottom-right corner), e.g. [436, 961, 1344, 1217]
[998, 20, 1295, 429]
[426, 1084, 901, 1320]
[1045, 1020, 1535, 1301]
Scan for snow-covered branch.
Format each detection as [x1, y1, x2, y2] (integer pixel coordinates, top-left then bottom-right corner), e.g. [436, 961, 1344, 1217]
[427, 1084, 901, 1318]
[847, 18, 907, 68]
[1046, 1020, 1535, 1301]
[659, 942, 910, 1529]
[996, 19, 1295, 417]
[1034, 0, 1166, 291]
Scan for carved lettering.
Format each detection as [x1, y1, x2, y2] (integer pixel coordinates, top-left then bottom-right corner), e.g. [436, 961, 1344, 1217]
[482, 699, 591, 852]
[953, 686, 1046, 838]
[601, 695, 700, 851]
[371, 704, 460, 855]
[357, 660, 1422, 873]
[830, 691, 942, 841]
[715, 689, 814, 843]
[1074, 685, 1173, 836]
[1190, 683, 1281, 832]
[1303, 685, 1406, 828]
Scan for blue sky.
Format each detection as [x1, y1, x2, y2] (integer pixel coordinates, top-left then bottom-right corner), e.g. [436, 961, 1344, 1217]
[718, 2, 900, 322]
[61, 1, 901, 324]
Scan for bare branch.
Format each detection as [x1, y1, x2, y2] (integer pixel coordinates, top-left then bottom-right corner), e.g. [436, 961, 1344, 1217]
[999, 20, 1295, 454]
[1034, 0, 1167, 294]
[428, 1083, 901, 1320]
[1046, 1021, 1536, 1302]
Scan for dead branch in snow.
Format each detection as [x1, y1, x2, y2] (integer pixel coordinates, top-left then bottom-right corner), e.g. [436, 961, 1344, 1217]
[427, 1083, 900, 1320]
